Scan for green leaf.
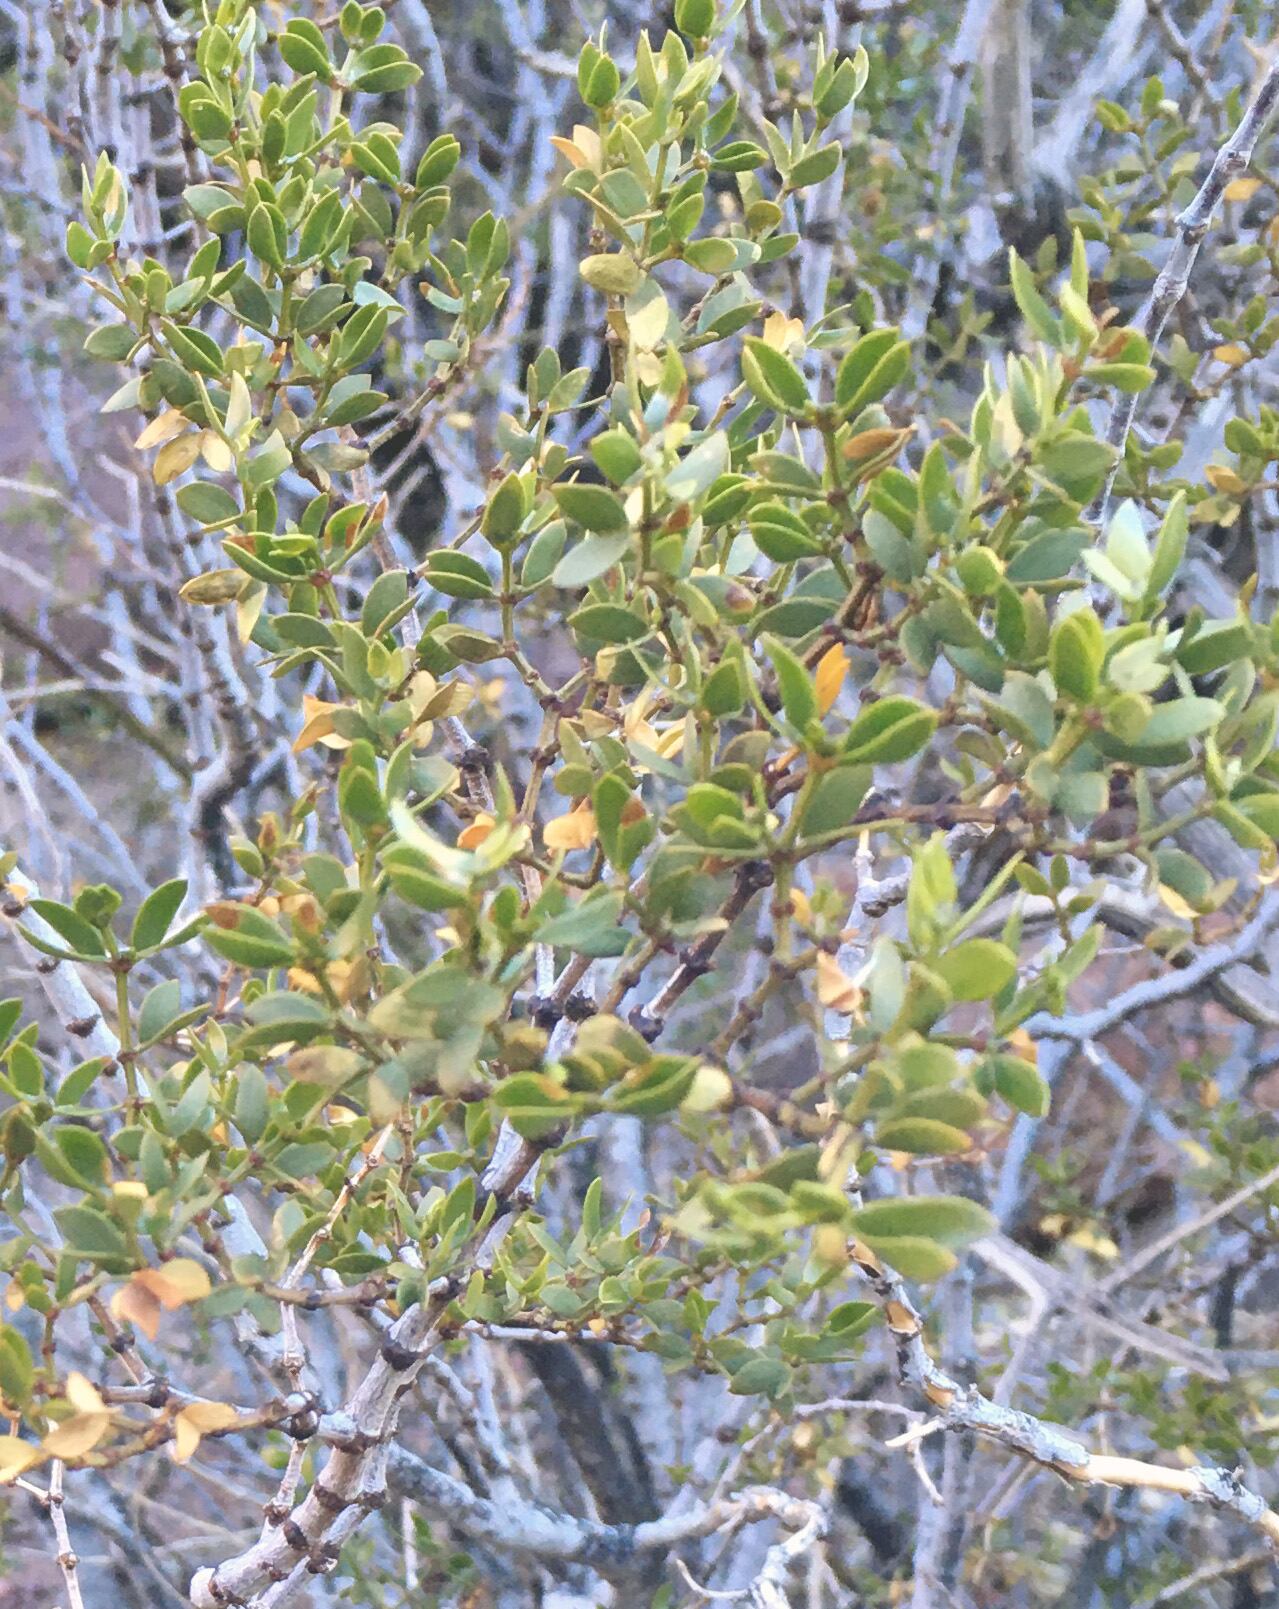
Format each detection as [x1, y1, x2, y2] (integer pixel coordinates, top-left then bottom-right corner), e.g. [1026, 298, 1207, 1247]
[749, 503, 824, 562]
[591, 429, 643, 485]
[25, 900, 106, 957]
[234, 1066, 269, 1143]
[933, 939, 1017, 1002]
[987, 1053, 1050, 1117]
[860, 1235, 956, 1281]
[552, 531, 631, 588]
[741, 337, 810, 414]
[1008, 249, 1061, 345]
[728, 1356, 791, 1398]
[422, 553, 494, 600]
[553, 483, 629, 534]
[789, 142, 842, 187]
[850, 1194, 993, 1247]
[278, 18, 332, 77]
[569, 603, 650, 644]
[800, 766, 871, 838]
[535, 892, 629, 956]
[579, 254, 642, 296]
[54, 1206, 129, 1267]
[177, 482, 239, 525]
[1139, 696, 1223, 745]
[203, 904, 295, 969]
[137, 980, 183, 1044]
[835, 330, 909, 415]
[1049, 611, 1102, 702]
[842, 698, 936, 765]
[131, 879, 188, 952]
[763, 635, 816, 729]
[1147, 492, 1188, 598]
[875, 1117, 971, 1155]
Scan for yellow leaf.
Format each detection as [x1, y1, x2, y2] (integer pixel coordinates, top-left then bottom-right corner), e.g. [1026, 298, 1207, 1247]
[135, 407, 191, 450]
[762, 311, 805, 355]
[655, 723, 686, 760]
[236, 578, 267, 646]
[816, 951, 861, 1014]
[1158, 882, 1197, 922]
[153, 432, 203, 486]
[543, 805, 597, 852]
[458, 812, 496, 850]
[1213, 343, 1249, 368]
[224, 371, 253, 438]
[627, 286, 671, 351]
[570, 124, 601, 166]
[0, 1436, 42, 1483]
[1064, 1224, 1119, 1260]
[136, 1258, 212, 1310]
[1224, 176, 1262, 202]
[172, 1400, 239, 1464]
[814, 643, 848, 717]
[681, 1065, 733, 1113]
[634, 350, 663, 386]
[1205, 463, 1248, 495]
[65, 1373, 106, 1416]
[1007, 1027, 1037, 1065]
[788, 887, 812, 923]
[110, 1279, 162, 1341]
[43, 1413, 111, 1460]
[292, 694, 348, 754]
[550, 135, 588, 169]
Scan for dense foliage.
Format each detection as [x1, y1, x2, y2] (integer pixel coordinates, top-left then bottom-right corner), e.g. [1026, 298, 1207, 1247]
[4, 1, 1279, 1606]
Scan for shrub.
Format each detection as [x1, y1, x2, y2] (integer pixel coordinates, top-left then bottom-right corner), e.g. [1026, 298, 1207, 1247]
[4, 2, 1279, 1604]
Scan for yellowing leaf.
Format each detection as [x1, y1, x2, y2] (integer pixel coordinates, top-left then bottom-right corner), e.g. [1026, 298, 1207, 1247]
[135, 407, 191, 450]
[1213, 343, 1249, 368]
[0, 1436, 42, 1483]
[224, 371, 253, 439]
[153, 431, 203, 486]
[788, 887, 812, 923]
[816, 951, 861, 1014]
[172, 1400, 239, 1464]
[1224, 176, 1262, 202]
[199, 430, 234, 473]
[179, 569, 244, 606]
[458, 812, 496, 850]
[814, 643, 848, 717]
[627, 285, 671, 350]
[544, 805, 597, 852]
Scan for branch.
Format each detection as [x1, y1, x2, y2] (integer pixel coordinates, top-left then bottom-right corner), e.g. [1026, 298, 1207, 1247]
[851, 1238, 1279, 1551]
[188, 1133, 543, 1608]
[1091, 53, 1279, 521]
[0, 869, 121, 1066]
